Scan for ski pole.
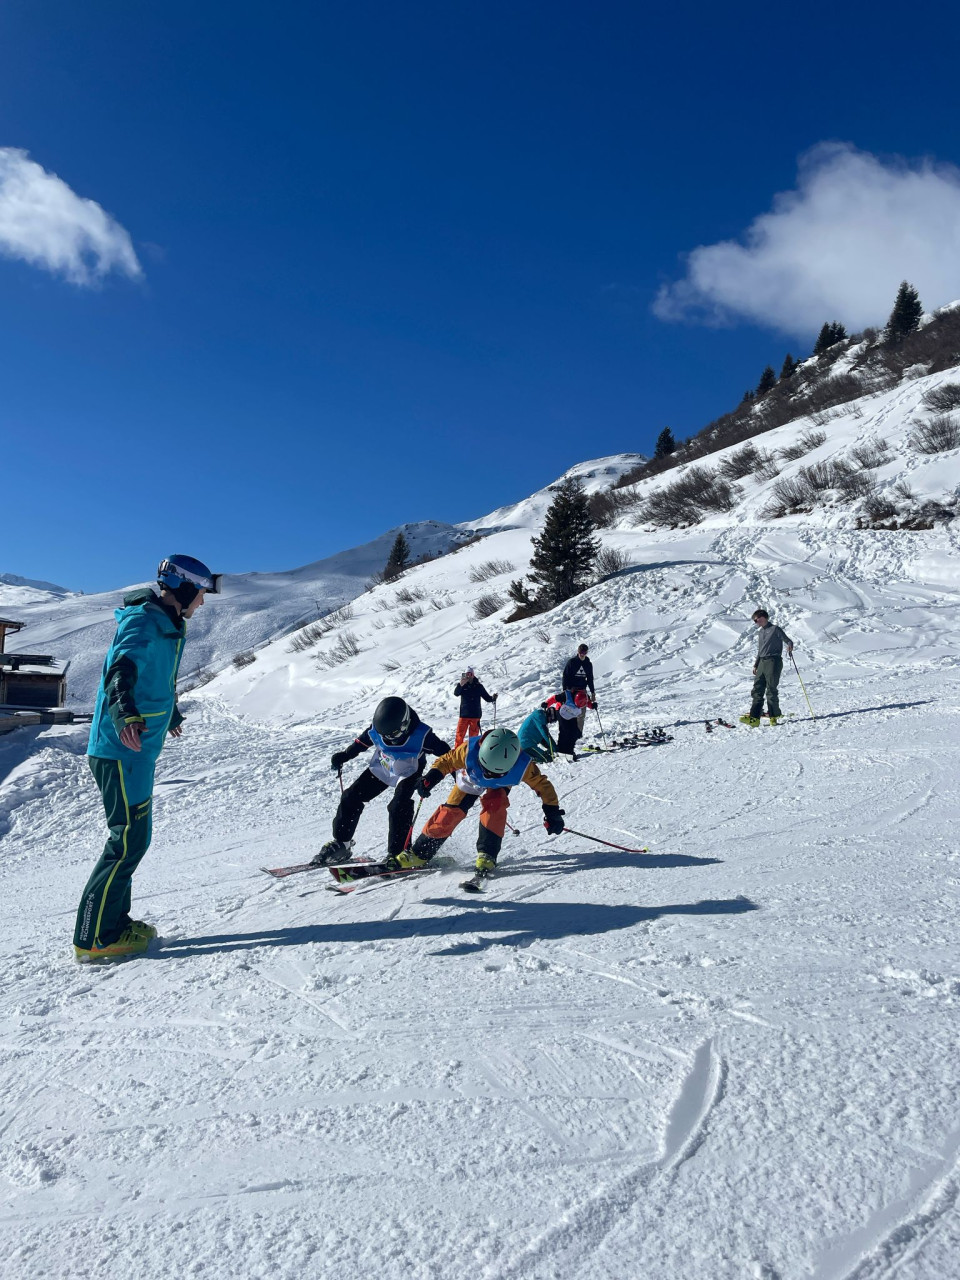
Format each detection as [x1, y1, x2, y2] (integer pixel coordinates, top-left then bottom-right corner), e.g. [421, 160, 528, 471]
[593, 703, 607, 747]
[337, 768, 344, 795]
[505, 816, 521, 837]
[564, 827, 648, 854]
[791, 654, 816, 720]
[404, 797, 424, 851]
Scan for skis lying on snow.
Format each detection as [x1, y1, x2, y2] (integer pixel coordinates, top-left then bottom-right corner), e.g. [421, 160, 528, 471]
[706, 718, 736, 732]
[581, 729, 672, 753]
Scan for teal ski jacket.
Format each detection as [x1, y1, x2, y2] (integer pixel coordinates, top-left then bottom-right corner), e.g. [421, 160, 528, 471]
[88, 589, 187, 761]
[518, 709, 556, 764]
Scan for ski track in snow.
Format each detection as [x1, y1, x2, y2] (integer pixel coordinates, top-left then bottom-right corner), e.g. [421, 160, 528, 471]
[4, 429, 960, 1276]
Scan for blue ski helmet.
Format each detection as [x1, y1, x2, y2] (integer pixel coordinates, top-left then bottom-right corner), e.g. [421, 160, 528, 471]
[157, 555, 221, 607]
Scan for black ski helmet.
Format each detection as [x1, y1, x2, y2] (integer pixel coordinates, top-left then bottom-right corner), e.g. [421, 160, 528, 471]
[373, 696, 412, 744]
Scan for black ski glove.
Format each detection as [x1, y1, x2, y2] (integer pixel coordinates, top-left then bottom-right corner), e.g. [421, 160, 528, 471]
[542, 805, 565, 836]
[331, 751, 350, 771]
[417, 768, 443, 799]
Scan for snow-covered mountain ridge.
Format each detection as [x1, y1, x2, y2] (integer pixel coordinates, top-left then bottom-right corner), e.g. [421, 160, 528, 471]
[2, 457, 644, 707]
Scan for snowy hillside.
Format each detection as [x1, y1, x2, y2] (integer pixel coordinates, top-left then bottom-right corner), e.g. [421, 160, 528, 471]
[465, 452, 646, 530]
[3, 521, 473, 706]
[3, 381, 960, 1277]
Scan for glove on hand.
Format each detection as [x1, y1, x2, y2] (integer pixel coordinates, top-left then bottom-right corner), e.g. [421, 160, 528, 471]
[542, 805, 565, 836]
[417, 768, 443, 799]
[331, 751, 349, 771]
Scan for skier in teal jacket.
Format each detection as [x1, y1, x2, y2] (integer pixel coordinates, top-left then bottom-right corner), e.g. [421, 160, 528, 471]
[74, 555, 220, 961]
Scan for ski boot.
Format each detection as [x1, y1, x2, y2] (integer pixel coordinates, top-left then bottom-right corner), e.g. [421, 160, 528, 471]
[128, 919, 158, 940]
[310, 839, 354, 867]
[738, 715, 761, 727]
[767, 715, 781, 726]
[388, 848, 431, 871]
[74, 926, 151, 963]
[461, 854, 497, 893]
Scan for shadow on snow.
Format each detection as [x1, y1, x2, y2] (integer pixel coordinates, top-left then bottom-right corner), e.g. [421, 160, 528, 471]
[156, 895, 759, 960]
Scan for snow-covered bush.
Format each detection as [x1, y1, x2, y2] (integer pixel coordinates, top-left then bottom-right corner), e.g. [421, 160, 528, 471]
[909, 415, 960, 453]
[468, 559, 514, 582]
[640, 465, 739, 526]
[587, 486, 641, 527]
[473, 592, 504, 619]
[779, 429, 827, 462]
[849, 438, 891, 469]
[232, 651, 256, 669]
[396, 604, 426, 626]
[595, 546, 629, 579]
[317, 631, 362, 666]
[718, 443, 775, 481]
[921, 383, 960, 414]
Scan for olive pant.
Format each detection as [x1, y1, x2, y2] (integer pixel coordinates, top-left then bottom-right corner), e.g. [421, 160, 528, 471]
[75, 755, 155, 949]
[750, 657, 784, 719]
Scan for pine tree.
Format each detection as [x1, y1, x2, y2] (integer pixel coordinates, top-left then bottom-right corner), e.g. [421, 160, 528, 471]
[654, 427, 676, 459]
[813, 323, 834, 356]
[383, 531, 411, 580]
[528, 477, 600, 608]
[740, 389, 756, 407]
[779, 353, 798, 381]
[755, 365, 777, 397]
[828, 322, 848, 344]
[885, 281, 923, 340]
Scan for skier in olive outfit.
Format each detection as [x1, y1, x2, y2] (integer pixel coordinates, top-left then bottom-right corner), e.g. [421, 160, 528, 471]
[388, 726, 564, 879]
[312, 696, 450, 865]
[74, 555, 220, 962]
[740, 609, 794, 726]
[452, 666, 497, 745]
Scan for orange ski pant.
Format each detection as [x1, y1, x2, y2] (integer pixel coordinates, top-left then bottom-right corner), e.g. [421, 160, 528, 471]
[421, 785, 509, 856]
[454, 717, 482, 746]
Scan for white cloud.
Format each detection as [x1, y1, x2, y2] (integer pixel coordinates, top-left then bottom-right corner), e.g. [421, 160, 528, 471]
[653, 143, 960, 335]
[0, 147, 142, 286]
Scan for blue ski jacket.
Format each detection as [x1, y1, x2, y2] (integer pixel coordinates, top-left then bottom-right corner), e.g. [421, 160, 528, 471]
[88, 589, 187, 762]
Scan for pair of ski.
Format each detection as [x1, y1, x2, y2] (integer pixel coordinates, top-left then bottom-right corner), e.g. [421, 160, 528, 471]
[329, 858, 489, 894]
[705, 718, 736, 732]
[261, 856, 488, 894]
[581, 732, 672, 754]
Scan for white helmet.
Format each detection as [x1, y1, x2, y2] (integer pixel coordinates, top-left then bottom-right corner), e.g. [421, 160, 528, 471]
[477, 727, 521, 776]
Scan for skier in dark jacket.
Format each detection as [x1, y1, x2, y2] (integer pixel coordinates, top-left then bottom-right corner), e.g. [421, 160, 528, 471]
[562, 643, 596, 737]
[453, 666, 497, 746]
[562, 644, 596, 700]
[74, 554, 220, 962]
[312, 696, 450, 864]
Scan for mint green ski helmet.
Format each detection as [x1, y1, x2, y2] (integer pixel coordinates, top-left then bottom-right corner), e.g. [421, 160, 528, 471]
[477, 726, 521, 776]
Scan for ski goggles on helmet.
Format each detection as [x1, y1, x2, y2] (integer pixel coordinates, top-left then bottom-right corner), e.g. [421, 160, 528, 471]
[157, 558, 222, 595]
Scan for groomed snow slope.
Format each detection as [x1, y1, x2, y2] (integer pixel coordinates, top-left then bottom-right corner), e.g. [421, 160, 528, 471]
[2, 386, 960, 1277]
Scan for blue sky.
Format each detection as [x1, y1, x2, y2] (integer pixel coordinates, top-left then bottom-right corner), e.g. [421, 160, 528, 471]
[4, 0, 960, 591]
